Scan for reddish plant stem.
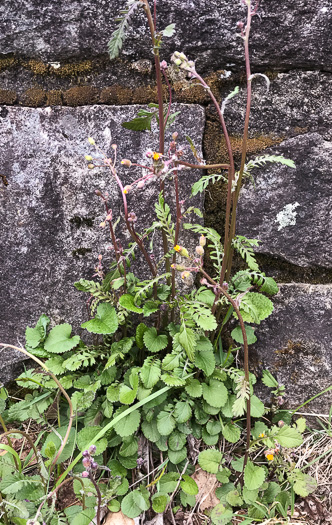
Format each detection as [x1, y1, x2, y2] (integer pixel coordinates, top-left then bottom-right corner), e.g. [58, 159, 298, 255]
[89, 474, 102, 525]
[142, 0, 171, 290]
[199, 268, 251, 480]
[103, 200, 127, 291]
[226, 1, 254, 279]
[107, 161, 156, 280]
[175, 160, 230, 170]
[171, 171, 181, 320]
[162, 69, 172, 128]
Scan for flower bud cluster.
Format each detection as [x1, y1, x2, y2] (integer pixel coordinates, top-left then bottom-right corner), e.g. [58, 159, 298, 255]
[171, 51, 195, 73]
[128, 212, 137, 223]
[81, 445, 98, 478]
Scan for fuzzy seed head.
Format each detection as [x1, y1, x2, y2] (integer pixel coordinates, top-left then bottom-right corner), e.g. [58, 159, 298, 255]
[195, 245, 204, 256]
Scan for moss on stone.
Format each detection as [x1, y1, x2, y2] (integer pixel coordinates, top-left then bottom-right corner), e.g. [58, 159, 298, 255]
[52, 59, 94, 77]
[0, 55, 17, 72]
[72, 247, 92, 258]
[24, 59, 49, 76]
[0, 89, 17, 105]
[69, 216, 94, 228]
[21, 88, 46, 107]
[63, 86, 100, 106]
[46, 90, 63, 106]
[100, 85, 134, 104]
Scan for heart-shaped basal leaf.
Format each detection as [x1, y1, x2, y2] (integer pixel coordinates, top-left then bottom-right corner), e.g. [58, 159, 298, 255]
[244, 460, 266, 490]
[202, 380, 228, 408]
[198, 449, 223, 474]
[81, 303, 118, 334]
[143, 327, 168, 353]
[44, 324, 80, 353]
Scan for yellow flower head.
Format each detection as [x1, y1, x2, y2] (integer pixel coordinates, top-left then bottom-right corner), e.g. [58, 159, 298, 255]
[88, 137, 95, 145]
[153, 152, 162, 161]
[266, 454, 274, 461]
[259, 433, 265, 438]
[174, 245, 182, 252]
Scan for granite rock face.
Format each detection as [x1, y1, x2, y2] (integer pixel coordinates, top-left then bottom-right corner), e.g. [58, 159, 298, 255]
[0, 1, 331, 72]
[236, 133, 332, 269]
[218, 70, 332, 142]
[0, 104, 205, 383]
[253, 284, 332, 413]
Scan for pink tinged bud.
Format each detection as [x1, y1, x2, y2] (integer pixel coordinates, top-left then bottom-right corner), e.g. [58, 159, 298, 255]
[82, 471, 89, 478]
[121, 159, 132, 167]
[278, 420, 285, 428]
[278, 397, 284, 406]
[172, 132, 178, 140]
[199, 235, 206, 247]
[82, 450, 89, 457]
[237, 21, 244, 29]
[200, 278, 208, 285]
[195, 245, 204, 256]
[181, 271, 191, 280]
[89, 444, 97, 454]
[160, 60, 168, 70]
[137, 180, 145, 189]
[91, 461, 98, 469]
[100, 221, 106, 228]
[95, 190, 102, 197]
[123, 185, 132, 194]
[222, 282, 229, 291]
[82, 457, 91, 468]
[146, 150, 153, 158]
[98, 254, 102, 261]
[88, 163, 95, 169]
[111, 144, 117, 150]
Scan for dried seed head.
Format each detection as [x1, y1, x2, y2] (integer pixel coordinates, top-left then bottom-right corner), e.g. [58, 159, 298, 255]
[87, 163, 95, 169]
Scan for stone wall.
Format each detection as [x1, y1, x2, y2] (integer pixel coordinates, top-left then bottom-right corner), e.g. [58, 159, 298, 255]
[0, 0, 331, 411]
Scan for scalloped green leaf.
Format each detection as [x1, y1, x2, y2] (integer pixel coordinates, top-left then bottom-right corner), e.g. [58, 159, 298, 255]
[202, 380, 228, 408]
[81, 303, 118, 334]
[144, 327, 168, 353]
[244, 460, 266, 490]
[44, 324, 80, 353]
[113, 407, 141, 437]
[198, 449, 223, 474]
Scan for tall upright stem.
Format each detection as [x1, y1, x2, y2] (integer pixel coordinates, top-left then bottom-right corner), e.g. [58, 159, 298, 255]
[142, 0, 171, 288]
[226, 2, 254, 278]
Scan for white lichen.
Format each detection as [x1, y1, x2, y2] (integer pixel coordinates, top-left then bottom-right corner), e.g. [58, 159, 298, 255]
[275, 202, 300, 231]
